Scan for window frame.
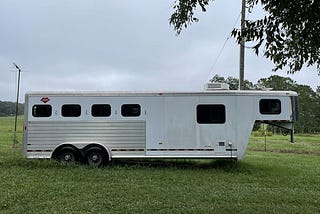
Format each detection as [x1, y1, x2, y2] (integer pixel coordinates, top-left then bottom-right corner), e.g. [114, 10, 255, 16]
[61, 104, 81, 117]
[121, 104, 141, 117]
[259, 99, 281, 115]
[32, 104, 52, 117]
[91, 104, 111, 117]
[196, 104, 226, 124]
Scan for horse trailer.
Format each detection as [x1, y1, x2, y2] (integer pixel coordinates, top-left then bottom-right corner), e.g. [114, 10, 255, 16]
[23, 84, 298, 166]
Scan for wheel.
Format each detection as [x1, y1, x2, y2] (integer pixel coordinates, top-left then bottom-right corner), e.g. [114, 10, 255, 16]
[282, 129, 289, 136]
[56, 147, 79, 163]
[85, 147, 108, 167]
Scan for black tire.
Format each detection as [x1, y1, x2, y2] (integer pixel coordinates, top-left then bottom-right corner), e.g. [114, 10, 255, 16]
[85, 147, 108, 167]
[282, 129, 289, 136]
[56, 147, 79, 163]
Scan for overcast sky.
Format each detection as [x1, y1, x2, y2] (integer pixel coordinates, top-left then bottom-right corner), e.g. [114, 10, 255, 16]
[1, 1, 319, 102]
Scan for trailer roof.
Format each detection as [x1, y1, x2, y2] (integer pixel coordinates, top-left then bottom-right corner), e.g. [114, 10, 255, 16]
[25, 90, 298, 97]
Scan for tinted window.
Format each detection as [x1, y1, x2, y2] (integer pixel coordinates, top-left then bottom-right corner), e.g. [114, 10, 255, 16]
[197, 104, 226, 124]
[32, 105, 52, 117]
[121, 104, 141, 117]
[61, 104, 81, 117]
[259, 99, 281, 114]
[91, 104, 111, 117]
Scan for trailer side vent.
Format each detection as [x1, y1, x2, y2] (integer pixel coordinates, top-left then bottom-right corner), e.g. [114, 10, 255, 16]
[204, 83, 229, 90]
[219, 142, 225, 146]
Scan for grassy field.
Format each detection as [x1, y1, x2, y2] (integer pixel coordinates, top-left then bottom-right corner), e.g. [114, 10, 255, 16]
[249, 134, 320, 155]
[0, 116, 319, 213]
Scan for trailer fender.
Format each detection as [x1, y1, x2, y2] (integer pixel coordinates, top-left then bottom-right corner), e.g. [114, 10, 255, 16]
[51, 144, 81, 162]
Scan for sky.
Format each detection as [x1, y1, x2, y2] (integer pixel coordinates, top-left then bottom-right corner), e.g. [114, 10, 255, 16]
[0, 0, 319, 102]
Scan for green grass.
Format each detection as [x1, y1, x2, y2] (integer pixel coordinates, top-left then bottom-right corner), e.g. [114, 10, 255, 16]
[0, 116, 319, 213]
[0, 116, 23, 149]
[249, 134, 320, 155]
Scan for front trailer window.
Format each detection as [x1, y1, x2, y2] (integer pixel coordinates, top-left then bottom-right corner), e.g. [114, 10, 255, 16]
[259, 99, 281, 114]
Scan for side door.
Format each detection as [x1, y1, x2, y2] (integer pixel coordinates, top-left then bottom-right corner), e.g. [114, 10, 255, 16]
[196, 96, 229, 153]
[144, 97, 165, 156]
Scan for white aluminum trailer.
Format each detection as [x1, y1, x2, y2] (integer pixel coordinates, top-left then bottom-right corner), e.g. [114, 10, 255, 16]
[23, 87, 298, 166]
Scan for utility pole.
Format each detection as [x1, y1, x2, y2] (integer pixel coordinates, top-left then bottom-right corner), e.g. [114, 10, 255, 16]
[239, 0, 246, 90]
[13, 63, 22, 148]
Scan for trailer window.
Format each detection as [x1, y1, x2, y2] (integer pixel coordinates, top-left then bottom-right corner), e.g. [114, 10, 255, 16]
[91, 104, 111, 117]
[121, 104, 141, 117]
[259, 99, 281, 114]
[197, 104, 226, 124]
[32, 105, 52, 117]
[61, 104, 81, 117]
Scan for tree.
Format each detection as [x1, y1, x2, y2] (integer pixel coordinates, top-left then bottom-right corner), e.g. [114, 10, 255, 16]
[256, 75, 297, 91]
[0, 101, 24, 117]
[294, 85, 320, 133]
[209, 74, 254, 90]
[170, 0, 320, 74]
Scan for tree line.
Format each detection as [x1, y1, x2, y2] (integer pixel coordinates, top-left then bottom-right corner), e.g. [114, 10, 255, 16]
[210, 74, 320, 133]
[0, 101, 24, 117]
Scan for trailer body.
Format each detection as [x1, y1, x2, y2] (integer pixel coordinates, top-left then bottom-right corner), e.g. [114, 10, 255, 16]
[23, 89, 298, 165]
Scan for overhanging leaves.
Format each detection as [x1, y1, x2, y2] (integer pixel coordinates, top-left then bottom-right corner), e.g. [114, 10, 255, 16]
[170, 0, 320, 74]
[169, 0, 212, 35]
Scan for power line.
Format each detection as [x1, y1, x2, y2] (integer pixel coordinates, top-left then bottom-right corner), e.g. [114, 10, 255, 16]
[206, 11, 242, 82]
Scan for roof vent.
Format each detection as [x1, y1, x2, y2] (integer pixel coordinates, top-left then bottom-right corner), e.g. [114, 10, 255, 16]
[204, 82, 229, 90]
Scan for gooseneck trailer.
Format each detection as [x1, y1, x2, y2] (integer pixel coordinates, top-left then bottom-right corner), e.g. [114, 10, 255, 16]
[23, 84, 298, 166]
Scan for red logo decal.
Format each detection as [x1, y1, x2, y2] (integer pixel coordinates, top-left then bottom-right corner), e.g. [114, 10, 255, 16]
[41, 97, 50, 103]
